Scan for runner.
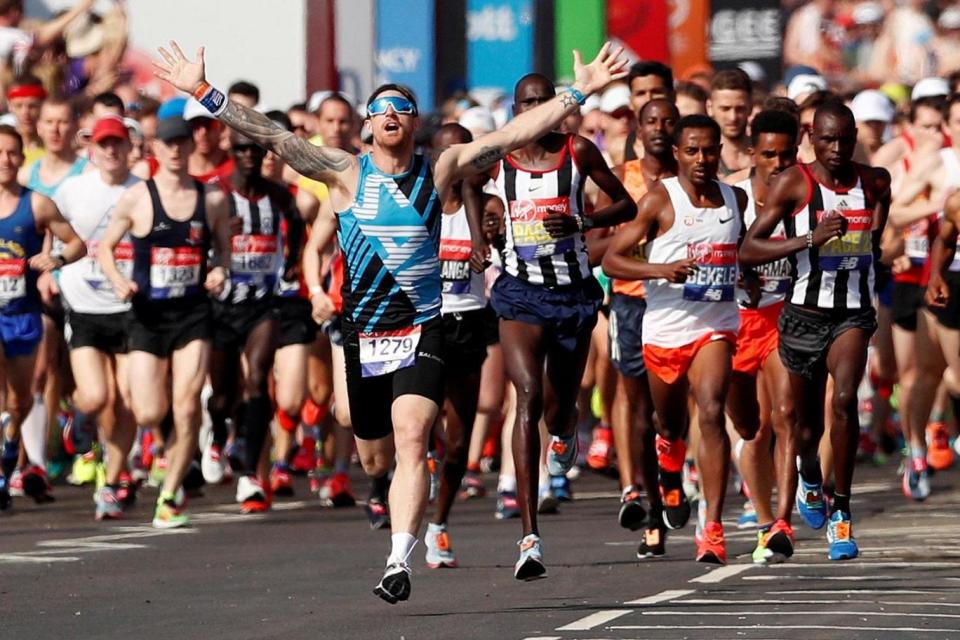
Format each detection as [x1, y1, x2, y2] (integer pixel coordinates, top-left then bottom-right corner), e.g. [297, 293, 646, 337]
[98, 115, 232, 529]
[606, 98, 678, 559]
[0, 124, 85, 509]
[603, 114, 750, 565]
[708, 69, 753, 177]
[154, 39, 629, 600]
[487, 72, 635, 579]
[209, 129, 301, 513]
[21, 98, 88, 196]
[53, 116, 140, 519]
[728, 110, 801, 563]
[741, 101, 891, 561]
[620, 61, 674, 163]
[6, 75, 45, 166]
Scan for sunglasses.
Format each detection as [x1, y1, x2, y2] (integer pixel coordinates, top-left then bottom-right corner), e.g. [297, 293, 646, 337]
[367, 96, 417, 117]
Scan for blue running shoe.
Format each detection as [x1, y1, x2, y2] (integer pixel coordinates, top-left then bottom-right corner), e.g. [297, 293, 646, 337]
[827, 511, 859, 561]
[549, 474, 573, 502]
[737, 500, 758, 529]
[796, 477, 828, 530]
[546, 433, 578, 477]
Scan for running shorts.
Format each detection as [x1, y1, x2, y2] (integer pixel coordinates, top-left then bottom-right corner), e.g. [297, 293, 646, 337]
[778, 303, 877, 379]
[732, 302, 782, 375]
[343, 316, 445, 441]
[275, 297, 317, 348]
[0, 311, 42, 358]
[482, 304, 499, 346]
[876, 265, 893, 308]
[127, 301, 211, 357]
[928, 271, 960, 330]
[609, 293, 646, 378]
[891, 282, 926, 332]
[323, 314, 344, 348]
[211, 299, 278, 351]
[442, 308, 488, 376]
[643, 331, 736, 385]
[490, 273, 602, 352]
[65, 311, 128, 354]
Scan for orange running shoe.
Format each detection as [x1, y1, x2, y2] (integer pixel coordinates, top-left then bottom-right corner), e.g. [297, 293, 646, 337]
[586, 426, 613, 471]
[926, 422, 954, 471]
[655, 435, 686, 473]
[696, 521, 726, 565]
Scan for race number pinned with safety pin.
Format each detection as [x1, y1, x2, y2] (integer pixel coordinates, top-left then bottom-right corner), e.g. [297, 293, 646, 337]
[0, 257, 26, 307]
[358, 325, 422, 378]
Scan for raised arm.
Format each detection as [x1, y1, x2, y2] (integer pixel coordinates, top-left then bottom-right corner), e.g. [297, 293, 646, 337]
[433, 43, 628, 195]
[153, 42, 357, 188]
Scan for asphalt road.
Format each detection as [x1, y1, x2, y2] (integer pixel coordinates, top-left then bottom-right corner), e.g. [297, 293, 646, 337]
[2, 460, 959, 640]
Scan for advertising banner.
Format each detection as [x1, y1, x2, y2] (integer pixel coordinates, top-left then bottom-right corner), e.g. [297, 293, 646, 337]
[669, 0, 709, 79]
[376, 0, 436, 111]
[709, 0, 782, 82]
[554, 0, 605, 83]
[607, 0, 670, 63]
[467, 0, 535, 94]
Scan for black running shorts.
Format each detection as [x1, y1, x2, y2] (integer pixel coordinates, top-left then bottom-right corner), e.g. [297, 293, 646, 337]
[778, 303, 877, 379]
[928, 271, 960, 330]
[275, 297, 318, 348]
[65, 311, 128, 354]
[211, 299, 278, 351]
[891, 282, 925, 332]
[127, 300, 211, 357]
[442, 308, 488, 376]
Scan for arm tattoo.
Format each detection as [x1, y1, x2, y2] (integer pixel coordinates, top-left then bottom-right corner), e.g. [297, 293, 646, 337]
[469, 145, 504, 171]
[559, 92, 578, 110]
[220, 101, 353, 179]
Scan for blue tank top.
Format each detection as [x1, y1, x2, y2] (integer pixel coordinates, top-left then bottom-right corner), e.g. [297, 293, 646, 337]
[27, 157, 88, 197]
[337, 153, 441, 332]
[0, 189, 43, 315]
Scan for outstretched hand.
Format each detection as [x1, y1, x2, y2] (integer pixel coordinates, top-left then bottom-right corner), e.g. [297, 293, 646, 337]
[573, 42, 630, 96]
[153, 40, 207, 95]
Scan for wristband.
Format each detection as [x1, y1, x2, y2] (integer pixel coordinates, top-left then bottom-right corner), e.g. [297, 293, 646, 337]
[566, 86, 587, 106]
[805, 230, 814, 249]
[194, 82, 227, 117]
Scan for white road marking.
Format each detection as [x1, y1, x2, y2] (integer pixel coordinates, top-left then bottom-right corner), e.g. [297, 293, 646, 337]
[0, 554, 81, 563]
[555, 610, 633, 631]
[689, 564, 754, 584]
[775, 589, 941, 595]
[624, 589, 695, 605]
[638, 610, 960, 619]
[610, 625, 960, 633]
[743, 575, 896, 581]
[765, 561, 960, 569]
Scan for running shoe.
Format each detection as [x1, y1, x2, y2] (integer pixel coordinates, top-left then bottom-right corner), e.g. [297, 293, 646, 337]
[737, 500, 758, 529]
[373, 562, 411, 604]
[795, 472, 828, 530]
[365, 498, 390, 530]
[117, 471, 137, 509]
[424, 523, 457, 569]
[696, 521, 726, 565]
[236, 475, 268, 513]
[637, 525, 666, 559]
[550, 474, 573, 502]
[753, 519, 795, 564]
[0, 474, 10, 511]
[682, 458, 701, 501]
[826, 511, 858, 561]
[514, 534, 546, 580]
[618, 486, 647, 531]
[225, 437, 246, 475]
[319, 471, 356, 507]
[152, 493, 188, 529]
[659, 470, 690, 530]
[495, 490, 520, 520]
[148, 456, 167, 488]
[94, 486, 123, 521]
[926, 422, 954, 471]
[22, 465, 54, 503]
[309, 462, 330, 494]
[69, 451, 99, 486]
[458, 471, 486, 500]
[901, 456, 931, 502]
[586, 426, 613, 471]
[655, 434, 686, 473]
[270, 464, 295, 497]
[546, 432, 578, 477]
[694, 497, 707, 544]
[537, 487, 559, 514]
[427, 451, 441, 503]
[290, 436, 315, 474]
[201, 442, 225, 485]
[8, 469, 24, 497]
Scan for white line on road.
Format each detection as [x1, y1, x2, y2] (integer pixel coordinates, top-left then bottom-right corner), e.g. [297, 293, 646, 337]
[555, 610, 633, 631]
[689, 564, 754, 584]
[624, 589, 695, 605]
[0, 554, 81, 563]
[774, 589, 940, 594]
[638, 610, 960, 619]
[765, 561, 960, 569]
[675, 598, 960, 608]
[743, 575, 896, 581]
[610, 624, 960, 633]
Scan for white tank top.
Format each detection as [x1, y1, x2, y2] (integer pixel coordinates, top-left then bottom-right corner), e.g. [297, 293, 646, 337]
[440, 205, 486, 313]
[735, 177, 788, 308]
[939, 148, 960, 271]
[52, 171, 140, 315]
[643, 177, 741, 348]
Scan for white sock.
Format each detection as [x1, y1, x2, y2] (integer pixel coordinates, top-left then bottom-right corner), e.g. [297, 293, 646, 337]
[498, 474, 517, 493]
[387, 532, 417, 565]
[427, 522, 445, 533]
[21, 393, 47, 467]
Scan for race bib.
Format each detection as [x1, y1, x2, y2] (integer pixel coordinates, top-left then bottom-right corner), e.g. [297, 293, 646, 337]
[358, 325, 421, 378]
[818, 209, 873, 271]
[149, 246, 202, 299]
[440, 238, 472, 294]
[904, 220, 929, 266]
[0, 257, 26, 307]
[510, 197, 575, 260]
[757, 235, 790, 294]
[83, 242, 133, 291]
[231, 234, 279, 284]
[683, 242, 737, 302]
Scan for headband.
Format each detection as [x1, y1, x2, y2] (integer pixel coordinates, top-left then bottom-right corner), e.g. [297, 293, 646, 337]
[7, 84, 47, 101]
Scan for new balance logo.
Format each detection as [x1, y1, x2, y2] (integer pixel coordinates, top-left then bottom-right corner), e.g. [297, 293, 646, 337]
[838, 256, 861, 270]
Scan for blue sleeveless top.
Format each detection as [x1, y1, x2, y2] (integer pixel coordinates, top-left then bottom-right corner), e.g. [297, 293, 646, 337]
[337, 153, 441, 333]
[0, 189, 43, 315]
[27, 157, 88, 197]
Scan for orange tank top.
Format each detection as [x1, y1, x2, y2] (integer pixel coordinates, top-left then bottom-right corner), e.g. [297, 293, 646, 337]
[611, 160, 647, 298]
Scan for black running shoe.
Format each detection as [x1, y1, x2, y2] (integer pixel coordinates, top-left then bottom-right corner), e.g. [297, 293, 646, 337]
[618, 487, 647, 531]
[659, 470, 690, 530]
[637, 525, 666, 559]
[365, 498, 390, 530]
[373, 562, 411, 604]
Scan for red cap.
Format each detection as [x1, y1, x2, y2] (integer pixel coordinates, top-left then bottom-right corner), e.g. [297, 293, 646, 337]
[91, 116, 129, 143]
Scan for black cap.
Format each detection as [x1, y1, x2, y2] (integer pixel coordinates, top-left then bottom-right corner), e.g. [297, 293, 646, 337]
[156, 116, 192, 143]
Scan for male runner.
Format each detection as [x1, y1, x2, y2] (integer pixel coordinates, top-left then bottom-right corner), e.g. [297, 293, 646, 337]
[707, 69, 752, 177]
[154, 39, 628, 600]
[606, 98, 678, 557]
[6, 75, 45, 166]
[619, 61, 674, 164]
[21, 98, 88, 196]
[53, 116, 140, 519]
[98, 116, 232, 529]
[741, 102, 891, 561]
[0, 124, 85, 508]
[604, 115, 750, 565]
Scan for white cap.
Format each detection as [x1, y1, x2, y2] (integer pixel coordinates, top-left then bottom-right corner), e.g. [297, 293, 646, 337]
[940, 6, 960, 30]
[182, 98, 214, 122]
[852, 1, 884, 25]
[787, 74, 828, 102]
[458, 106, 496, 136]
[582, 94, 602, 114]
[912, 76, 949, 101]
[0, 113, 16, 127]
[738, 61, 766, 84]
[851, 90, 894, 123]
[600, 83, 631, 113]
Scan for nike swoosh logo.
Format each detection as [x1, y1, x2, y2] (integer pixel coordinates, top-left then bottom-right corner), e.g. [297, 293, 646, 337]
[719, 216, 734, 224]
[528, 183, 542, 191]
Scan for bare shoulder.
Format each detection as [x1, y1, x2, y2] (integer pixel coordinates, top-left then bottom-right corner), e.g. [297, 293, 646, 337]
[724, 166, 751, 185]
[29, 190, 55, 216]
[730, 184, 749, 211]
